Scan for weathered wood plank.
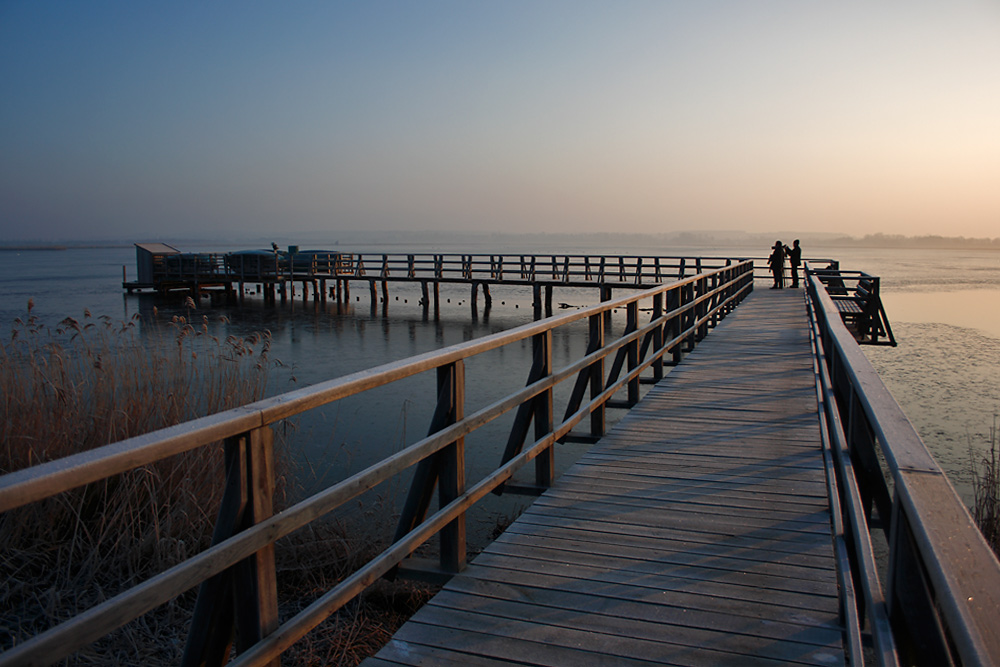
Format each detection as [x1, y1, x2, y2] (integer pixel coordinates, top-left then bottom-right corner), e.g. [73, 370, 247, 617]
[424, 590, 843, 660]
[501, 516, 834, 566]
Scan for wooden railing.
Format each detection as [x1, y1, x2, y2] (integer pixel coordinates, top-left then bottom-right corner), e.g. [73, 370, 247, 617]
[155, 252, 229, 281]
[145, 252, 748, 288]
[337, 253, 737, 286]
[806, 264, 1000, 666]
[0, 261, 754, 666]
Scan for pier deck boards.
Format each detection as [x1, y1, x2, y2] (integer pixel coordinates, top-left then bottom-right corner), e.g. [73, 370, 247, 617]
[367, 288, 843, 666]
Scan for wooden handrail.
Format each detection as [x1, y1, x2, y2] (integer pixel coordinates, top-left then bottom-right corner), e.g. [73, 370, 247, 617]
[806, 266, 1000, 666]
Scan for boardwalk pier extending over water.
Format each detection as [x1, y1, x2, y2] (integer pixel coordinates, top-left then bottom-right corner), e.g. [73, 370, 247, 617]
[369, 288, 842, 665]
[4, 258, 996, 665]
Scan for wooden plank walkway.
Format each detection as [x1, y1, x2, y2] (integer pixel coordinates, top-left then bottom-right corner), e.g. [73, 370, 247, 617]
[367, 288, 844, 666]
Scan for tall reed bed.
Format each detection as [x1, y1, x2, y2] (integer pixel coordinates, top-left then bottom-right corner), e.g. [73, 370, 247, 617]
[971, 415, 1000, 559]
[1, 303, 274, 659]
[2, 304, 436, 665]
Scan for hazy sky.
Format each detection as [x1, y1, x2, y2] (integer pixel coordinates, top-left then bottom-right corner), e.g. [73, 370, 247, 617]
[2, 2, 998, 242]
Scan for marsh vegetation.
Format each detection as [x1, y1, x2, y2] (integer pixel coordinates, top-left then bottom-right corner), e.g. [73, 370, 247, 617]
[0, 305, 433, 665]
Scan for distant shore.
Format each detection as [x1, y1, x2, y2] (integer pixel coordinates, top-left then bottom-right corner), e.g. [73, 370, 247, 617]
[1, 232, 998, 253]
[0, 244, 130, 252]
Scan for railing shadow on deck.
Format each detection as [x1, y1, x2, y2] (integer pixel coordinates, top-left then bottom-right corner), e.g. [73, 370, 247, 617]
[806, 264, 1000, 667]
[0, 261, 754, 666]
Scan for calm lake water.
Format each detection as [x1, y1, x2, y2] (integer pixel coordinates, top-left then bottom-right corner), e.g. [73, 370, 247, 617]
[2, 241, 998, 524]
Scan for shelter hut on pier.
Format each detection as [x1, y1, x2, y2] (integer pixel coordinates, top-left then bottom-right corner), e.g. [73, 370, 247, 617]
[132, 242, 180, 289]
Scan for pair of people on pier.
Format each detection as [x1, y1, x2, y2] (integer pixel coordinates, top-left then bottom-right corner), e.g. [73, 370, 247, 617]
[768, 239, 801, 289]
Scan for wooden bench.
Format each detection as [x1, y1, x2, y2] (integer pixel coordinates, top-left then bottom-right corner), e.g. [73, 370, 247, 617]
[824, 275, 895, 345]
[831, 277, 875, 319]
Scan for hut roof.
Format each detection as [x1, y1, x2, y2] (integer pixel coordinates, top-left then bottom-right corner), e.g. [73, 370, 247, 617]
[135, 242, 180, 255]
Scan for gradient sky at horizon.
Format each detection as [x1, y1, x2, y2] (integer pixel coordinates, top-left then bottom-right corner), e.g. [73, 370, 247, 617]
[2, 1, 999, 242]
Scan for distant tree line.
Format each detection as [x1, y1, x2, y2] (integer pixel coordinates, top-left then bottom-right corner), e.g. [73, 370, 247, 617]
[824, 233, 1000, 249]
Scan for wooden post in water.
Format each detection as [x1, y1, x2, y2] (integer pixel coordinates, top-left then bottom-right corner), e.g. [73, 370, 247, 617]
[544, 285, 553, 317]
[483, 282, 492, 308]
[532, 284, 542, 319]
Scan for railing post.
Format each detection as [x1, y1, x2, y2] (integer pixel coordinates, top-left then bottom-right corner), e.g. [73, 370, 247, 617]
[182, 427, 278, 667]
[709, 273, 720, 327]
[652, 292, 664, 382]
[393, 360, 467, 574]
[589, 312, 606, 437]
[626, 301, 640, 405]
[683, 283, 696, 352]
[885, 490, 952, 666]
[667, 286, 682, 365]
[696, 275, 708, 340]
[437, 361, 467, 573]
[533, 331, 554, 488]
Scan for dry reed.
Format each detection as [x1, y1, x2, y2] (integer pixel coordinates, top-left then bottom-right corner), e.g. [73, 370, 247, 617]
[971, 415, 1000, 559]
[1, 304, 435, 665]
[1, 305, 273, 661]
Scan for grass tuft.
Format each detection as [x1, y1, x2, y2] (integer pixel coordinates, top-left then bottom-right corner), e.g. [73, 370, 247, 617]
[971, 415, 1000, 559]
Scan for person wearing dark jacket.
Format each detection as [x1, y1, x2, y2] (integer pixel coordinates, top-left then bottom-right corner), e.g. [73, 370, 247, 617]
[785, 239, 802, 288]
[768, 241, 785, 289]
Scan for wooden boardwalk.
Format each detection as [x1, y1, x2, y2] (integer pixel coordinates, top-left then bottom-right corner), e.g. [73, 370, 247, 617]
[367, 288, 843, 666]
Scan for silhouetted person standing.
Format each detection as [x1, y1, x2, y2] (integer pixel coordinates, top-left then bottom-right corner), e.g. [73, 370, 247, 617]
[768, 241, 785, 289]
[785, 239, 802, 288]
